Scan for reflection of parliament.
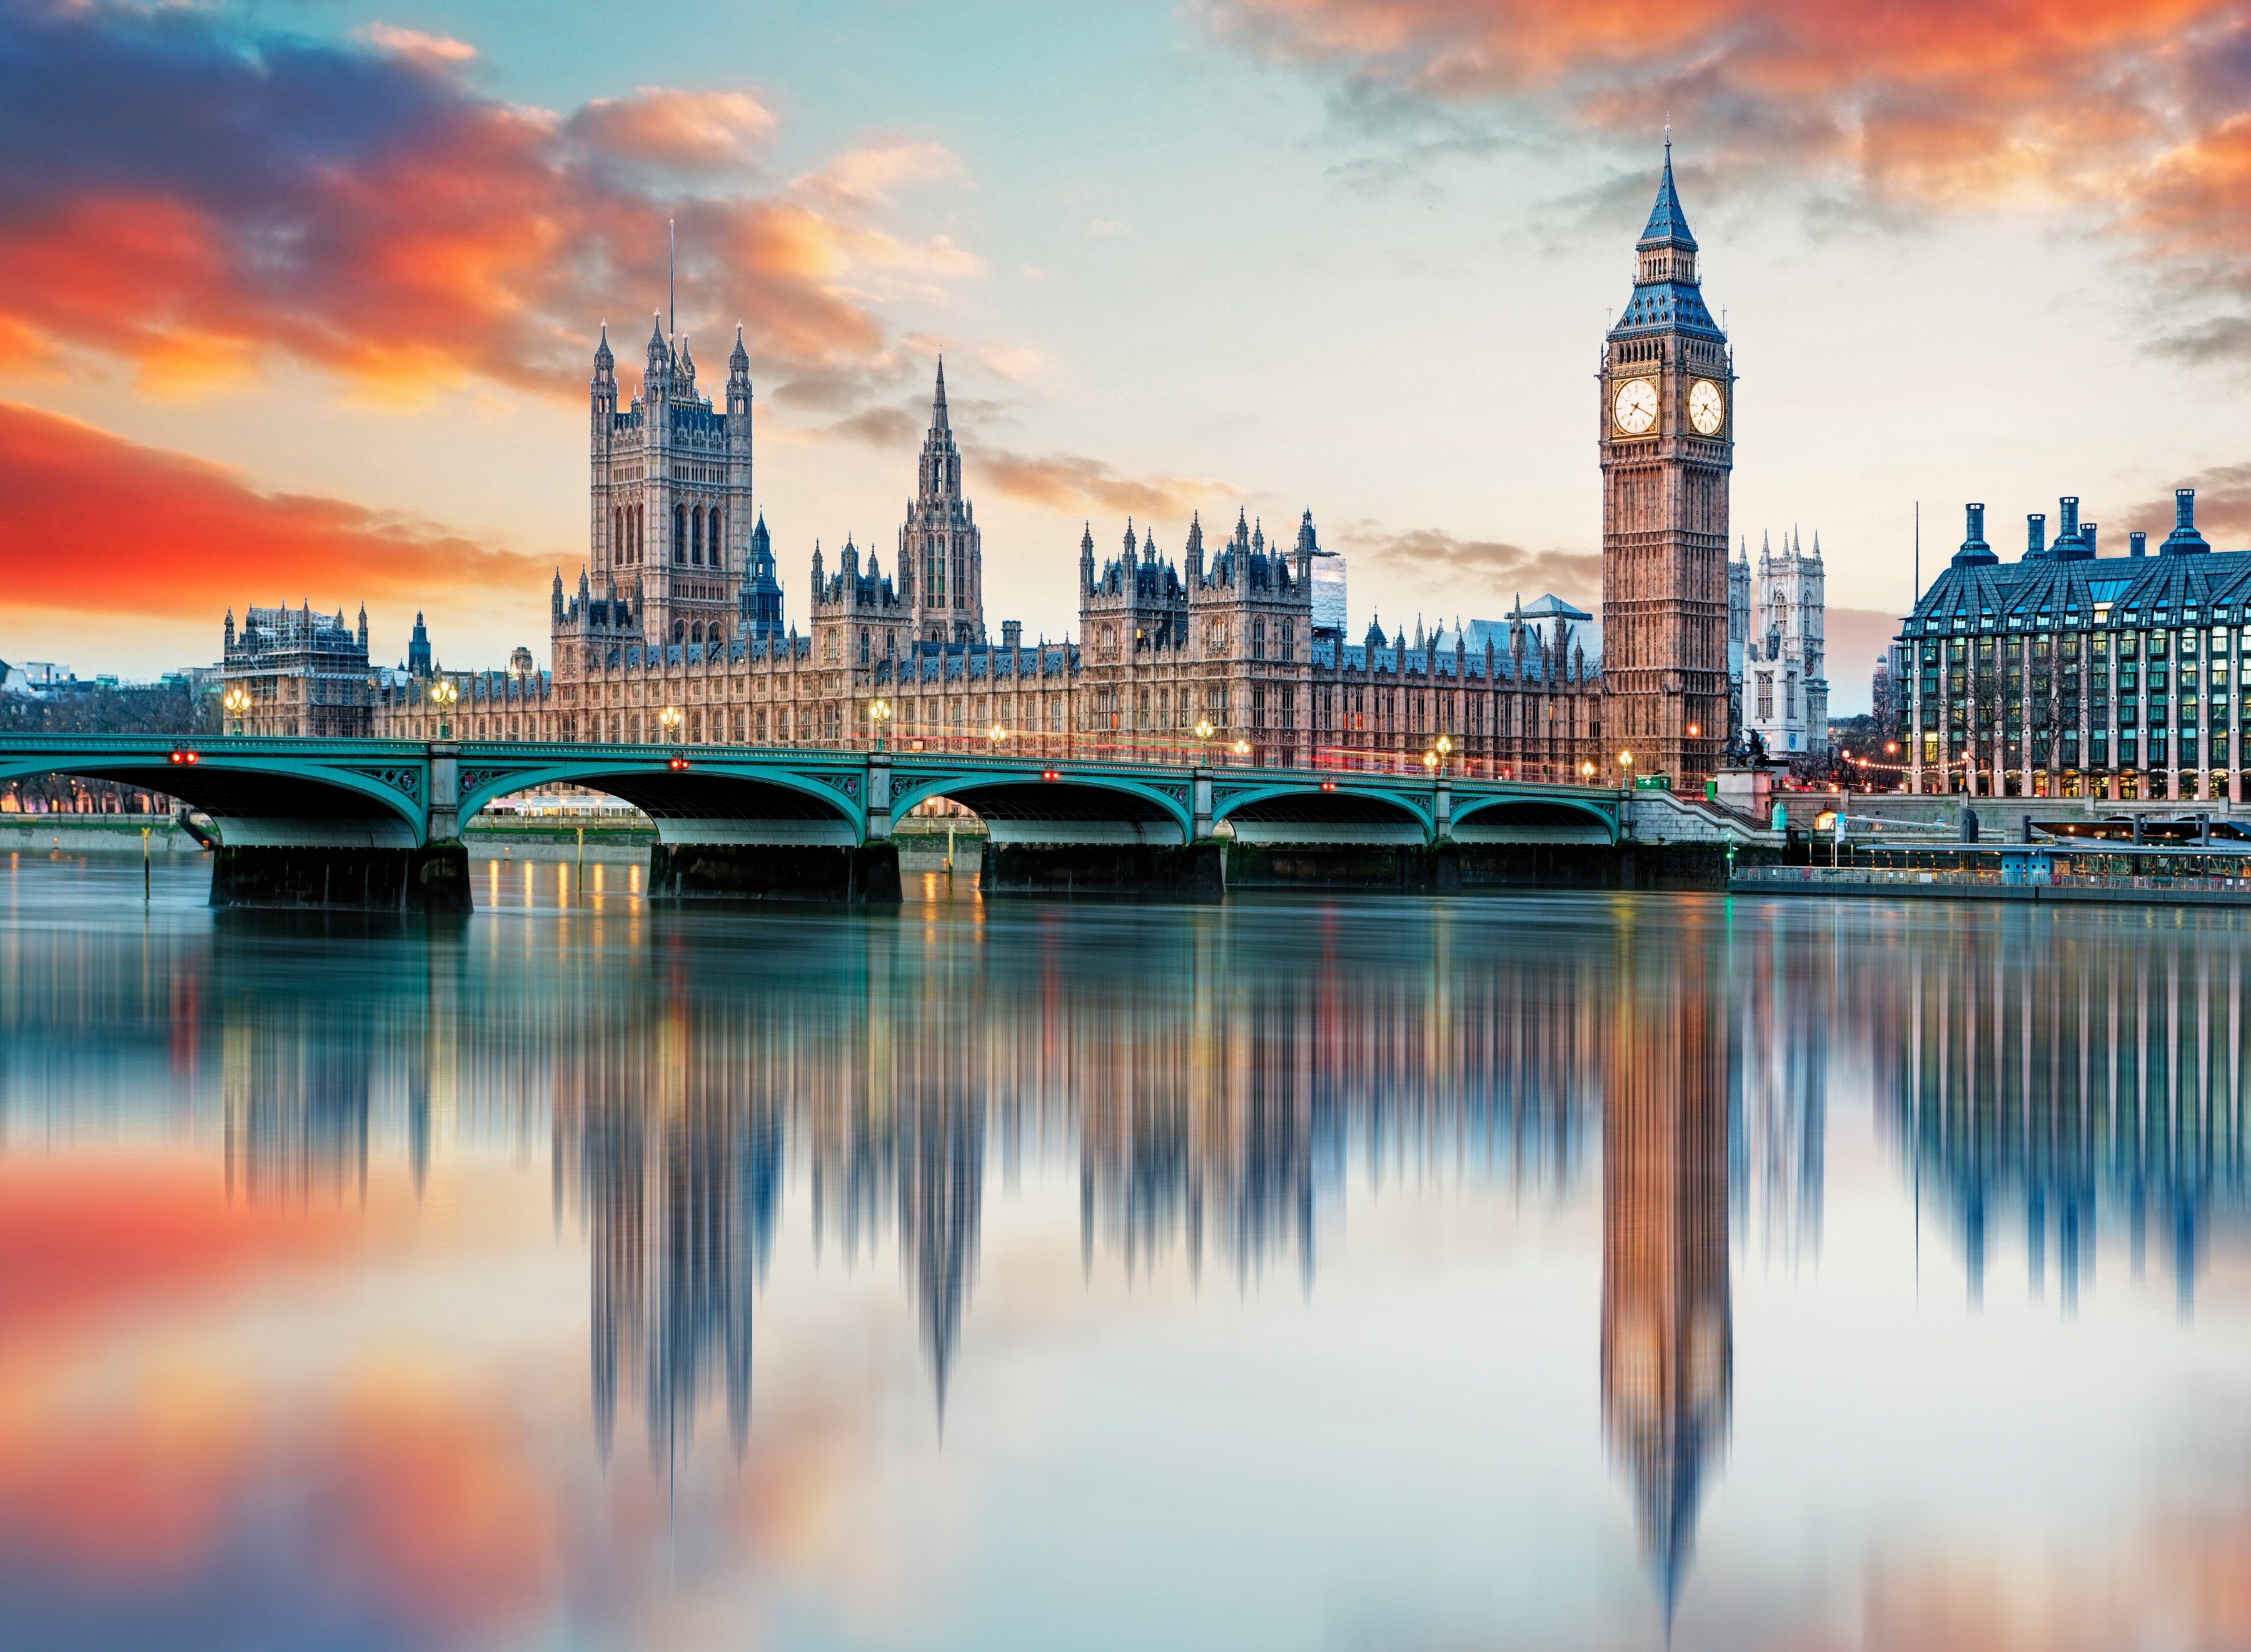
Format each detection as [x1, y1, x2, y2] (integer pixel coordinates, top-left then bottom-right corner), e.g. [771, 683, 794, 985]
[173, 897, 2251, 1619]
[242, 147, 1741, 784]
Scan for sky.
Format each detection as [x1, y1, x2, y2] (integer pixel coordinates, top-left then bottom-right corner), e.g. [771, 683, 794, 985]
[2, 1, 2247, 713]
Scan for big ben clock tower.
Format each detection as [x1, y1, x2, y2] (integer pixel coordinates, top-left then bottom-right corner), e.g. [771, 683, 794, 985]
[1600, 138, 1733, 785]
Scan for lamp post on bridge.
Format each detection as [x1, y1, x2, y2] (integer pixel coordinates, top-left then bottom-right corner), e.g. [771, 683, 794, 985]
[867, 697, 893, 753]
[223, 685, 249, 737]
[428, 678, 458, 741]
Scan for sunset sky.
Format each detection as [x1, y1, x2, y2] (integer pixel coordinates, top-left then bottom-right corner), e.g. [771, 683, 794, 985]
[4, 1, 2248, 712]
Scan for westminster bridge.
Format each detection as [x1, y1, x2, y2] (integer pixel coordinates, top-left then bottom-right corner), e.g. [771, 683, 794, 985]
[0, 734, 1771, 909]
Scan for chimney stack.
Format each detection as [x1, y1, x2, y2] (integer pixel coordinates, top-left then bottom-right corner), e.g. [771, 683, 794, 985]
[2027, 513, 2046, 560]
[2130, 530, 2148, 558]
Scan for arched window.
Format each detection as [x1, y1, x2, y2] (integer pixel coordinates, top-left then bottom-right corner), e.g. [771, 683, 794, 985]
[859, 628, 870, 664]
[708, 623, 725, 648]
[692, 622, 704, 644]
[1252, 618, 1266, 660]
[710, 508, 723, 568]
[673, 620, 685, 643]
[674, 504, 687, 563]
[612, 506, 623, 562]
[692, 508, 703, 565]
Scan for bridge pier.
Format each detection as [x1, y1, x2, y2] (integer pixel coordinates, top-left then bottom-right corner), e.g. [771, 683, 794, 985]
[984, 842, 1224, 900]
[648, 841, 902, 902]
[209, 842, 470, 914]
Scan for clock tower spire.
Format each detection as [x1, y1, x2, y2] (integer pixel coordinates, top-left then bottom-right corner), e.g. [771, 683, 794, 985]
[1600, 138, 1733, 785]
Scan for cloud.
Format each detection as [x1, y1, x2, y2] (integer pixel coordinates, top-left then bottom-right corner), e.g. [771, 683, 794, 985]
[1202, 0, 2251, 355]
[0, 403, 541, 622]
[0, 4, 974, 400]
[1082, 219, 1132, 240]
[830, 405, 920, 448]
[972, 449, 1227, 518]
[792, 139, 964, 211]
[564, 88, 777, 171]
[2126, 461, 2251, 544]
[353, 23, 476, 65]
[1342, 523, 1603, 607]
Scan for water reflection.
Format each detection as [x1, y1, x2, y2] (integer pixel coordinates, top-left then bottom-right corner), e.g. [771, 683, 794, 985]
[1876, 911, 2251, 1311]
[1602, 913, 1732, 1620]
[5, 860, 2251, 1647]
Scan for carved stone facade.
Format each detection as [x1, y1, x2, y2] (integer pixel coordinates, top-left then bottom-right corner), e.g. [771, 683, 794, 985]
[369, 346, 1610, 777]
[221, 603, 373, 737]
[1743, 529, 1828, 757]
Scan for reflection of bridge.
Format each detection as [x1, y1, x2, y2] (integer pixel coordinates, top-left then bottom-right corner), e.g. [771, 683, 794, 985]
[0, 733, 1691, 908]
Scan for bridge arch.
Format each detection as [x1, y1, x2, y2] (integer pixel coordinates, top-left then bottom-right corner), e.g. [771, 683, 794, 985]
[890, 770, 1191, 847]
[462, 758, 865, 846]
[1449, 794, 1618, 846]
[0, 747, 428, 847]
[1213, 782, 1434, 846]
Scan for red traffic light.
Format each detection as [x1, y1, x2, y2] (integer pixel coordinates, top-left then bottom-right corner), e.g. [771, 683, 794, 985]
[667, 755, 692, 771]
[168, 749, 198, 765]
[1320, 780, 1337, 792]
[1040, 769, 1060, 782]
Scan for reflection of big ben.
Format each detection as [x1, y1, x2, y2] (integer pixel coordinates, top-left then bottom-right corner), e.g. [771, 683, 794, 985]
[1601, 919, 1732, 1618]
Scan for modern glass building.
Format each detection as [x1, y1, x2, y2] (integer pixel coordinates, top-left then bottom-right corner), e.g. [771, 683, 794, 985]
[1898, 490, 2247, 802]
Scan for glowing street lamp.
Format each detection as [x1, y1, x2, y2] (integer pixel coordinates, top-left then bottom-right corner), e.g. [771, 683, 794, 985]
[1580, 759, 1597, 783]
[1423, 748, 1438, 773]
[1617, 748, 1634, 787]
[658, 704, 683, 749]
[428, 677, 458, 740]
[222, 685, 250, 737]
[867, 697, 893, 752]
[988, 722, 1009, 748]
[1435, 733, 1454, 777]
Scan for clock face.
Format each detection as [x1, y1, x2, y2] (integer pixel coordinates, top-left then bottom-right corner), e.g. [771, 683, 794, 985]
[1613, 376, 1658, 436]
[1688, 378, 1726, 435]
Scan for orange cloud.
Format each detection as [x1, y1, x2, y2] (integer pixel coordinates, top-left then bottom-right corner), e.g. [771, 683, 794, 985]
[0, 4, 974, 400]
[1347, 522, 1603, 608]
[1208, 0, 2251, 351]
[565, 87, 778, 169]
[0, 403, 540, 622]
[974, 449, 1230, 518]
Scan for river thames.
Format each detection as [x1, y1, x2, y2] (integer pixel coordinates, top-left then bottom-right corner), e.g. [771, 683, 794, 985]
[1, 850, 2247, 1651]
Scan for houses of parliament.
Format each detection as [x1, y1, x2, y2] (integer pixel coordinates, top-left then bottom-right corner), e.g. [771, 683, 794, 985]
[228, 146, 1736, 787]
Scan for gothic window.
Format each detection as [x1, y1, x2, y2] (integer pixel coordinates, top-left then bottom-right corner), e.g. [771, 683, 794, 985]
[675, 504, 687, 563]
[1756, 673, 1773, 720]
[1252, 618, 1266, 660]
[1280, 621, 1293, 662]
[709, 623, 725, 648]
[692, 509, 703, 565]
[673, 620, 686, 643]
[691, 622, 704, 644]
[710, 508, 723, 567]
[859, 628, 870, 664]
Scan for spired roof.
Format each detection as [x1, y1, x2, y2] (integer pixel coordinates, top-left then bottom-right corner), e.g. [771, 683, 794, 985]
[1611, 138, 1721, 340]
[1639, 137, 1698, 251]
